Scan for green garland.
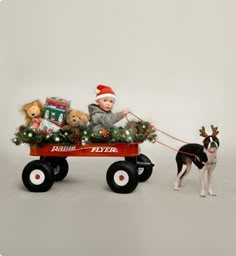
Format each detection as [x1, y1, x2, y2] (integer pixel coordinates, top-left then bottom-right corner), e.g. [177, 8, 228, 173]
[12, 121, 157, 147]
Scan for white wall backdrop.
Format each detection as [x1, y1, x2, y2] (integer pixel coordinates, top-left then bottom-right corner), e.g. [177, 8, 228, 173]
[1, 0, 235, 163]
[0, 1, 236, 256]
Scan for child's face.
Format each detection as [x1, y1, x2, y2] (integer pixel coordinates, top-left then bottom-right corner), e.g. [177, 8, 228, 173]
[96, 97, 115, 112]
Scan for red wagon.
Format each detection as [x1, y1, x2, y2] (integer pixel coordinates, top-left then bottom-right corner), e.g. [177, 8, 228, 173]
[22, 142, 154, 193]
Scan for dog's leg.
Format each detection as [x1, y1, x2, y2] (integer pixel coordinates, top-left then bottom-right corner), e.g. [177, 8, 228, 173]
[179, 161, 192, 187]
[178, 176, 184, 187]
[207, 165, 216, 196]
[199, 167, 207, 197]
[174, 164, 187, 191]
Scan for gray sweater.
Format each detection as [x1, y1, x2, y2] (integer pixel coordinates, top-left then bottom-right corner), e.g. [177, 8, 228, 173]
[88, 104, 124, 132]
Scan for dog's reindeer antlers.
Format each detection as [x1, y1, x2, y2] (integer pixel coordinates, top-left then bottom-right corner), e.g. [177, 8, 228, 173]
[199, 125, 219, 138]
[211, 125, 219, 137]
[199, 126, 208, 138]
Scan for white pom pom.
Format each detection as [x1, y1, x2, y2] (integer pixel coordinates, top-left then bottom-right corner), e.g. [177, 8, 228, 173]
[95, 89, 100, 94]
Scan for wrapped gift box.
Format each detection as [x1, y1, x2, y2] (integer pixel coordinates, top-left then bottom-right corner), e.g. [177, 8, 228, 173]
[43, 97, 71, 127]
[38, 118, 61, 133]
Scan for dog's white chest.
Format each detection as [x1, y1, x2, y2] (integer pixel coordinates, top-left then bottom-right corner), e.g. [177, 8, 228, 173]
[205, 152, 217, 167]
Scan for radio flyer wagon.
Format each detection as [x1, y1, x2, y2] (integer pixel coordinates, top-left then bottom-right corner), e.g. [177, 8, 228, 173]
[22, 142, 154, 193]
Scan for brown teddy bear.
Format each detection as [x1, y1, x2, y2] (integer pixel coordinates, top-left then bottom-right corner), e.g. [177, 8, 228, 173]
[21, 99, 44, 128]
[61, 109, 89, 144]
[63, 109, 90, 131]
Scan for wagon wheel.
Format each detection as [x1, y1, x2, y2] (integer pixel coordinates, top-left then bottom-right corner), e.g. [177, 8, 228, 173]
[40, 157, 69, 181]
[106, 161, 139, 193]
[125, 154, 154, 182]
[22, 160, 54, 192]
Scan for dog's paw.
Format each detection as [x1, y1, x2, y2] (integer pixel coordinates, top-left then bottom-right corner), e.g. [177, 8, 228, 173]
[174, 181, 180, 191]
[208, 192, 216, 196]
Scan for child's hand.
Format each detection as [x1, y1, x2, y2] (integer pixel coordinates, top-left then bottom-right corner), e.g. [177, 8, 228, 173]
[123, 110, 130, 116]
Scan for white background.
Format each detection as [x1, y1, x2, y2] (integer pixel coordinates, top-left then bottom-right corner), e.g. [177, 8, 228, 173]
[0, 1, 235, 256]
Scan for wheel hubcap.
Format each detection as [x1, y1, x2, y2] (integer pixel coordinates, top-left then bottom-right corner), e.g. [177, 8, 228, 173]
[53, 165, 60, 175]
[30, 170, 45, 185]
[114, 170, 129, 186]
[138, 167, 144, 175]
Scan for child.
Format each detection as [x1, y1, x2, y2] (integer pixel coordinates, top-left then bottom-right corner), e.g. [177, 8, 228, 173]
[88, 84, 129, 132]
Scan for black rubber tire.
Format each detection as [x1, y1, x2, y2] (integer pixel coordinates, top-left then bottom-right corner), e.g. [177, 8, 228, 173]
[40, 157, 69, 181]
[125, 154, 154, 182]
[106, 161, 139, 193]
[22, 160, 54, 192]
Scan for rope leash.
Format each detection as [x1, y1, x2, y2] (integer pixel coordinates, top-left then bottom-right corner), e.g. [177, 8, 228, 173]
[125, 112, 198, 160]
[127, 112, 189, 144]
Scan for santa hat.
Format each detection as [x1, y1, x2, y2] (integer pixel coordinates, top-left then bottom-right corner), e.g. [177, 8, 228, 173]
[95, 84, 116, 100]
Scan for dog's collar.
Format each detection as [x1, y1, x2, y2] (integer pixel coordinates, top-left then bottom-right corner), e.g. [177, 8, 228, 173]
[204, 147, 217, 154]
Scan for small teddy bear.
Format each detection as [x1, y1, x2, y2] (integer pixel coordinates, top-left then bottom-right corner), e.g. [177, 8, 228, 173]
[63, 109, 90, 131]
[21, 99, 44, 128]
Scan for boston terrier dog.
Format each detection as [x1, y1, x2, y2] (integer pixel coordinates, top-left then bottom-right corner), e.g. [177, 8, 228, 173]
[174, 125, 220, 197]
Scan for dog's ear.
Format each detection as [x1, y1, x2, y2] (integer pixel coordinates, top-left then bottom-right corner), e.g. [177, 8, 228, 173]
[211, 125, 219, 136]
